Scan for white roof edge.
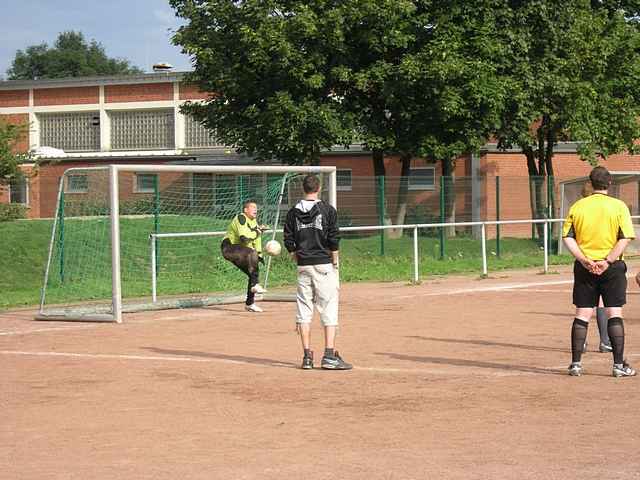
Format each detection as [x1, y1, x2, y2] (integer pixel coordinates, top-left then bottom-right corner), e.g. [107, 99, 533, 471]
[0, 71, 193, 90]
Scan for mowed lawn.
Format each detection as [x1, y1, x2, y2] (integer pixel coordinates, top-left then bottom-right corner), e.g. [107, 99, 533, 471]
[1, 217, 575, 309]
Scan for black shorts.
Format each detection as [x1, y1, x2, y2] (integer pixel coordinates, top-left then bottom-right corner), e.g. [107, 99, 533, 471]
[573, 260, 627, 308]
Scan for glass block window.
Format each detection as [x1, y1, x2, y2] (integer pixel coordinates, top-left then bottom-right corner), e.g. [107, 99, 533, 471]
[9, 177, 28, 204]
[65, 174, 88, 193]
[39, 112, 100, 152]
[337, 169, 352, 191]
[135, 173, 157, 193]
[184, 115, 223, 148]
[111, 110, 175, 150]
[409, 167, 436, 190]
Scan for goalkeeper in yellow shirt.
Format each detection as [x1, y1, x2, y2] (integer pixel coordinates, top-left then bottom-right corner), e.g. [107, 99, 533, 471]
[221, 200, 269, 312]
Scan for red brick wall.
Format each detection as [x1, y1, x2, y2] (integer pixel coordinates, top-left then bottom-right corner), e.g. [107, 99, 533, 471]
[105, 83, 173, 103]
[179, 83, 210, 101]
[0, 113, 30, 152]
[0, 89, 29, 107]
[34, 87, 99, 106]
[481, 151, 640, 237]
[33, 159, 186, 218]
[320, 154, 456, 226]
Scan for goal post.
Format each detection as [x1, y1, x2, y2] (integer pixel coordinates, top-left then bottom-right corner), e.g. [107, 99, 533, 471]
[37, 164, 337, 323]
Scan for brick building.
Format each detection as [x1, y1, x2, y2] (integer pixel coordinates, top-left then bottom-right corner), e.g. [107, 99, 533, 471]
[1, 71, 639, 231]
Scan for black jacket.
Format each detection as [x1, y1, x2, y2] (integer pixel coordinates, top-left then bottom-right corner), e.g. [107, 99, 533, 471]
[283, 200, 340, 265]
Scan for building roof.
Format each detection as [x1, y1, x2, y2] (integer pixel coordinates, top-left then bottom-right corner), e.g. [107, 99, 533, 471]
[0, 71, 191, 90]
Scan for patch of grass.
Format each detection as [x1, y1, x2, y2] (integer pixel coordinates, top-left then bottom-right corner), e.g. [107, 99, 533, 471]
[1, 218, 575, 310]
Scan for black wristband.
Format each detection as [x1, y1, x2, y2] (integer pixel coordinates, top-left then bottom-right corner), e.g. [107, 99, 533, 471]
[606, 258, 614, 265]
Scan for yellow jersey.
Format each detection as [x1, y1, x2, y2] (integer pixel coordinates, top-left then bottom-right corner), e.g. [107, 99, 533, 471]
[224, 213, 262, 253]
[562, 193, 635, 260]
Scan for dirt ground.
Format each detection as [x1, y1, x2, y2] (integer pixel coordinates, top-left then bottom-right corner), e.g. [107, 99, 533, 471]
[2, 263, 640, 480]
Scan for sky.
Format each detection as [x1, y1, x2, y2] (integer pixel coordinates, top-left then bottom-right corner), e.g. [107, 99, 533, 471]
[0, 0, 193, 79]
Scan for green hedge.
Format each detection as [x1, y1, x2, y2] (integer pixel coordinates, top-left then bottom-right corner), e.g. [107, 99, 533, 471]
[0, 203, 28, 222]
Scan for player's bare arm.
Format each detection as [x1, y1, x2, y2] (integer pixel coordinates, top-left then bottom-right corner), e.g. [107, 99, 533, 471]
[563, 236, 595, 271]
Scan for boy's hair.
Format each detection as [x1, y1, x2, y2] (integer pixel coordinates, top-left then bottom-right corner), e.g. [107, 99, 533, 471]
[302, 175, 321, 194]
[589, 166, 611, 190]
[243, 199, 257, 209]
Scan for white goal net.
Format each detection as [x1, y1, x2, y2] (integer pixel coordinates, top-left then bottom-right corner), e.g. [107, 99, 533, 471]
[37, 164, 336, 322]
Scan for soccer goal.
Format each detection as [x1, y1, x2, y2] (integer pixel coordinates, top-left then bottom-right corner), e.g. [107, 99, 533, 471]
[37, 164, 337, 322]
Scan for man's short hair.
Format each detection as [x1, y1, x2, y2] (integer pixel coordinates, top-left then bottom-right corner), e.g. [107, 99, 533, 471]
[302, 175, 321, 194]
[589, 166, 611, 190]
[243, 199, 257, 209]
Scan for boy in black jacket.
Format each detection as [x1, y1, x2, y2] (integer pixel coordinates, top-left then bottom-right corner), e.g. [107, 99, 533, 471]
[283, 174, 352, 370]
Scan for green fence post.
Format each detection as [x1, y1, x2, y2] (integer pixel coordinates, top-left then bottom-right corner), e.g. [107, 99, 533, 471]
[154, 174, 160, 278]
[439, 175, 445, 260]
[58, 189, 65, 283]
[496, 176, 501, 258]
[377, 176, 385, 256]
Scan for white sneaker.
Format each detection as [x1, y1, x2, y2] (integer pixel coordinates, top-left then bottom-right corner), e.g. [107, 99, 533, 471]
[251, 284, 267, 294]
[245, 304, 263, 313]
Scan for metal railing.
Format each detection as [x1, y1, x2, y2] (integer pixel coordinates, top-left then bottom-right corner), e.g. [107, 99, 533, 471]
[147, 217, 567, 302]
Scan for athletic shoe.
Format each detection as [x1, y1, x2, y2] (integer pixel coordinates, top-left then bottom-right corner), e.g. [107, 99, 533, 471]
[612, 362, 636, 378]
[251, 284, 267, 294]
[568, 362, 583, 376]
[599, 343, 613, 353]
[301, 352, 314, 370]
[245, 303, 263, 313]
[321, 351, 353, 370]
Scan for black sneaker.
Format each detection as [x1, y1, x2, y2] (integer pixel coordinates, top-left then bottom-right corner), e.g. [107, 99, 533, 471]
[321, 351, 353, 370]
[301, 352, 313, 370]
[612, 361, 636, 378]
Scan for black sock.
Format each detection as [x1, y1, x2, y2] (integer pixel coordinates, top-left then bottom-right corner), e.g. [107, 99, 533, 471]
[324, 348, 335, 358]
[571, 318, 589, 363]
[304, 348, 312, 358]
[596, 307, 610, 346]
[607, 317, 625, 365]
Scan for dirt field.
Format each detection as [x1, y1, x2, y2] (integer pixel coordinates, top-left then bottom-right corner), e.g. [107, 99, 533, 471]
[2, 264, 640, 480]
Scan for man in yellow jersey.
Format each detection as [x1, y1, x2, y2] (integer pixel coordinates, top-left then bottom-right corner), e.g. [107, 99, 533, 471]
[221, 200, 269, 312]
[563, 166, 636, 377]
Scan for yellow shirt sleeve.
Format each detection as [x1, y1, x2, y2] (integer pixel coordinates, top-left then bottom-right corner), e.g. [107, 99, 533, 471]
[618, 204, 635, 239]
[562, 205, 576, 238]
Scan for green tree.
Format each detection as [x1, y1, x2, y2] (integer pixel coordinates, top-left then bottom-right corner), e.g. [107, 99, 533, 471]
[170, 0, 506, 233]
[495, 1, 640, 236]
[7, 31, 143, 80]
[0, 119, 32, 184]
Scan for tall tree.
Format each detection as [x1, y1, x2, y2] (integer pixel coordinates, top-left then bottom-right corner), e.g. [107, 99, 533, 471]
[7, 31, 143, 80]
[334, 1, 506, 233]
[495, 1, 640, 235]
[170, 0, 506, 233]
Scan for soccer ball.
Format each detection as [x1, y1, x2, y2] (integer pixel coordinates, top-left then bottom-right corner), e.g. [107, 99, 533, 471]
[264, 240, 282, 256]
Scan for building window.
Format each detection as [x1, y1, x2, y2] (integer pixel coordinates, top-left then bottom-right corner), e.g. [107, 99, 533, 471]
[9, 177, 28, 205]
[39, 112, 100, 152]
[110, 110, 175, 150]
[135, 174, 157, 193]
[65, 174, 88, 193]
[336, 169, 352, 191]
[408, 167, 435, 190]
[184, 115, 223, 148]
